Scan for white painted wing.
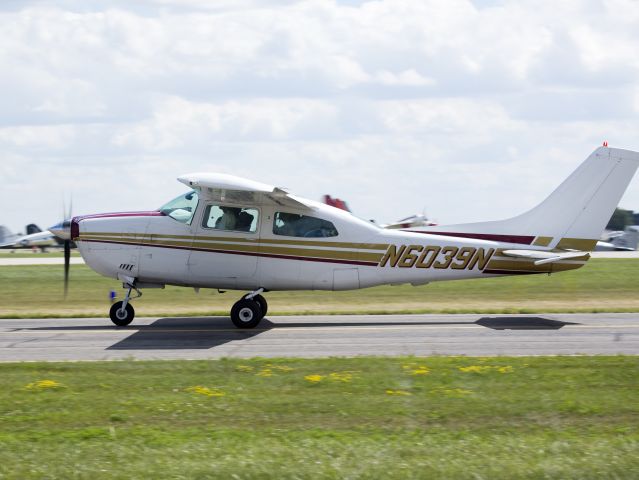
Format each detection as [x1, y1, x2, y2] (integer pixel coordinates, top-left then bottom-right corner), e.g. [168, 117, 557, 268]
[177, 172, 314, 211]
[502, 249, 590, 266]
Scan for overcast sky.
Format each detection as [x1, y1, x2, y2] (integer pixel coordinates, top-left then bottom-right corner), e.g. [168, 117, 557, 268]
[2, 0, 639, 233]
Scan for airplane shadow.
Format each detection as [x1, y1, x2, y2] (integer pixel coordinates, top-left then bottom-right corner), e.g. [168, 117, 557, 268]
[476, 317, 578, 330]
[107, 317, 258, 350]
[105, 318, 476, 350]
[26, 315, 578, 350]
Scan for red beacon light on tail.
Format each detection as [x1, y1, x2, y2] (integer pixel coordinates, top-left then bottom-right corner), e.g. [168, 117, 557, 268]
[603, 141, 609, 147]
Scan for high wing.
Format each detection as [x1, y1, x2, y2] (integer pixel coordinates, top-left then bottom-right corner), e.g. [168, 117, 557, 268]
[177, 172, 315, 211]
[501, 249, 590, 266]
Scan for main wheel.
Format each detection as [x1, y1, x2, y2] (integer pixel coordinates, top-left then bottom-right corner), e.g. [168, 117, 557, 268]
[109, 301, 135, 327]
[231, 299, 263, 329]
[253, 294, 268, 317]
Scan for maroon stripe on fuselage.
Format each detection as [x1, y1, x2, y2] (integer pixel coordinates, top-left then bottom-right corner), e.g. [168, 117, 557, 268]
[406, 230, 535, 245]
[76, 211, 165, 221]
[80, 239, 379, 267]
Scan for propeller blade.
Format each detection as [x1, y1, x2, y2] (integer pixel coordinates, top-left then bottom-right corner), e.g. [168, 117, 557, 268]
[64, 239, 70, 298]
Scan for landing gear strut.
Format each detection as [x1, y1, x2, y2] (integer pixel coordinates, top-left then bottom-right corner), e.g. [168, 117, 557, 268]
[230, 288, 268, 329]
[109, 283, 141, 327]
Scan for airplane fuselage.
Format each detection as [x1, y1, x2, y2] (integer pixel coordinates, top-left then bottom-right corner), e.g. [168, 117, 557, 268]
[75, 199, 586, 292]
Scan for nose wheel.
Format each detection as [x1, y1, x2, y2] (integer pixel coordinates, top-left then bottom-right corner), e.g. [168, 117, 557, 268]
[110, 301, 135, 326]
[230, 289, 268, 329]
[109, 283, 141, 327]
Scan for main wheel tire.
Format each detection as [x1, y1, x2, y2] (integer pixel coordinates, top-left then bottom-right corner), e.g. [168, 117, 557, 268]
[253, 294, 268, 317]
[231, 299, 263, 329]
[109, 301, 135, 327]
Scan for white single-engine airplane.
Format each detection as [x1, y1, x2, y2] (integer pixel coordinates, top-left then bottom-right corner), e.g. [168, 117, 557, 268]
[51, 146, 639, 328]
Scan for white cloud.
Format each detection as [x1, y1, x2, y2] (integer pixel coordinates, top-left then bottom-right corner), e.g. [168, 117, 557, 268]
[1, 0, 639, 233]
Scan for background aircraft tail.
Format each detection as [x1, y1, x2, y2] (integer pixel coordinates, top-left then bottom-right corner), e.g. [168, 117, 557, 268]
[0, 226, 14, 245]
[416, 146, 639, 251]
[323, 195, 351, 212]
[611, 226, 639, 250]
[26, 224, 41, 235]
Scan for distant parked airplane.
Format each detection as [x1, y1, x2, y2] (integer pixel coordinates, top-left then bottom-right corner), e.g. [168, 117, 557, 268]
[0, 224, 58, 250]
[595, 226, 639, 251]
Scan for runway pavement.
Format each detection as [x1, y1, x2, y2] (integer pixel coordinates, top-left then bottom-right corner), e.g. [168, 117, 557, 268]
[0, 313, 638, 361]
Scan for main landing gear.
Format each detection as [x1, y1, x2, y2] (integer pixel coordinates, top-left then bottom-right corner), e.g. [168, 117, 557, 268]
[230, 288, 268, 329]
[106, 283, 267, 329]
[109, 283, 141, 327]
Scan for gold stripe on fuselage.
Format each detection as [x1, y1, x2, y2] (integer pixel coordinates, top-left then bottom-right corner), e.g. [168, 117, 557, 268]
[533, 236, 553, 246]
[78, 234, 384, 263]
[78, 232, 595, 272]
[80, 231, 389, 251]
[555, 238, 598, 250]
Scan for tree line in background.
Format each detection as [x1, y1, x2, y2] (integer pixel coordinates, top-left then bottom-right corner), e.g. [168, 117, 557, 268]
[606, 208, 639, 231]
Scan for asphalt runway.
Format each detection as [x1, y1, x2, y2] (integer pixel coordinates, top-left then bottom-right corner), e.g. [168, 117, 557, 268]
[0, 313, 638, 361]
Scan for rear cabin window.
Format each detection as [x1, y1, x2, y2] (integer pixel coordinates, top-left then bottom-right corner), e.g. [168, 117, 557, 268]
[273, 212, 338, 238]
[202, 205, 259, 233]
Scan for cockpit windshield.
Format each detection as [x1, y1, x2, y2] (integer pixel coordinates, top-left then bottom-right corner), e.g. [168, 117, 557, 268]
[159, 190, 199, 224]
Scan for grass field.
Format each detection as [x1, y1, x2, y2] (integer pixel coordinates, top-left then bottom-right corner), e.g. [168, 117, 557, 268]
[0, 258, 638, 318]
[0, 356, 637, 479]
[0, 251, 80, 258]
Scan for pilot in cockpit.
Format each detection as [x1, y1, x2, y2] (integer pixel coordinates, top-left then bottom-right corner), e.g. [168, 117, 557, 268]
[215, 207, 241, 231]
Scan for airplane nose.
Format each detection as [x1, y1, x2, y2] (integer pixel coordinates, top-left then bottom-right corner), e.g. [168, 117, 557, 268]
[49, 220, 71, 240]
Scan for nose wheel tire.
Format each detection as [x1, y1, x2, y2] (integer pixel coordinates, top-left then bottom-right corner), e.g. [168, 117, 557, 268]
[109, 301, 135, 327]
[231, 299, 263, 329]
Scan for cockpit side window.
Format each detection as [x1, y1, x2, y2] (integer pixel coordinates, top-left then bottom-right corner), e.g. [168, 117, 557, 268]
[159, 191, 199, 224]
[273, 212, 338, 238]
[202, 205, 259, 233]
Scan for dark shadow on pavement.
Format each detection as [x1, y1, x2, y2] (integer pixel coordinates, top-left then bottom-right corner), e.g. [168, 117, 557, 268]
[106, 317, 266, 350]
[22, 315, 578, 351]
[477, 317, 579, 330]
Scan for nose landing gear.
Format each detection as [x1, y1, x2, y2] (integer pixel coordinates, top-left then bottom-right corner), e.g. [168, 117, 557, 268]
[230, 288, 268, 329]
[109, 283, 141, 327]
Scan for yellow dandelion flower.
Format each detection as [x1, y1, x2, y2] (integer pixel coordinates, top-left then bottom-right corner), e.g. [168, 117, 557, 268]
[386, 389, 411, 396]
[497, 366, 514, 373]
[236, 365, 254, 373]
[185, 386, 225, 397]
[329, 372, 353, 382]
[411, 367, 430, 375]
[25, 379, 63, 390]
[256, 369, 273, 377]
[304, 374, 323, 383]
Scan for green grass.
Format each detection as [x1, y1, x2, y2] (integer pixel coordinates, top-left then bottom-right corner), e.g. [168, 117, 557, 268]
[0, 258, 638, 318]
[0, 251, 80, 258]
[0, 356, 637, 479]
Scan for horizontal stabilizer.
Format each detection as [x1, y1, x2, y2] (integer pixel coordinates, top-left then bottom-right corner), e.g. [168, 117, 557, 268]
[502, 249, 589, 265]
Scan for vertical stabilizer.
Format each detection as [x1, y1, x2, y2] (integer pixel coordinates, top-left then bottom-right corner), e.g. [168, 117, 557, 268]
[415, 147, 639, 250]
